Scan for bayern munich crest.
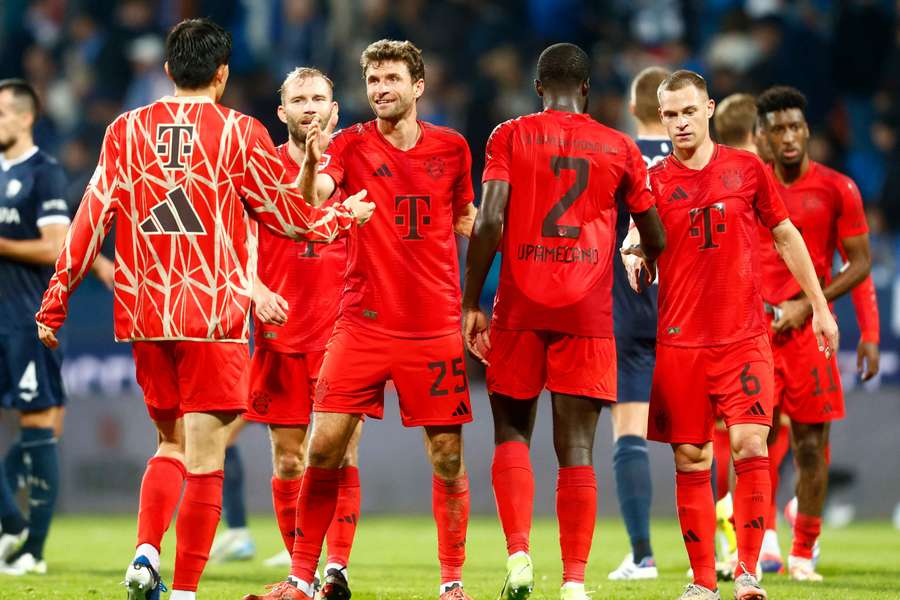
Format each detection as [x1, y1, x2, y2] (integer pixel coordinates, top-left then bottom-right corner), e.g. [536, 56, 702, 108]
[720, 168, 743, 191]
[424, 156, 445, 179]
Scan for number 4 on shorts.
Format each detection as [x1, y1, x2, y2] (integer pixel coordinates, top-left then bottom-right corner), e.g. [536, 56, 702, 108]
[18, 360, 39, 402]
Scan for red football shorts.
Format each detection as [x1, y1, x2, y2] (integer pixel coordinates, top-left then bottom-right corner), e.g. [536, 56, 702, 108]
[314, 321, 472, 427]
[132, 340, 249, 422]
[244, 348, 325, 426]
[771, 319, 845, 424]
[648, 334, 774, 444]
[485, 327, 617, 401]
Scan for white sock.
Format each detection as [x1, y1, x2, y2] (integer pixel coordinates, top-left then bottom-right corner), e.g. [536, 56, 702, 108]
[561, 581, 585, 592]
[440, 581, 463, 594]
[170, 591, 196, 600]
[762, 529, 781, 554]
[134, 544, 160, 571]
[288, 576, 315, 596]
[324, 562, 347, 580]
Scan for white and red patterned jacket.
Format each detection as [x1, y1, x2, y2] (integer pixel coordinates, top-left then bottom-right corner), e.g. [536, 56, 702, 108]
[36, 96, 354, 342]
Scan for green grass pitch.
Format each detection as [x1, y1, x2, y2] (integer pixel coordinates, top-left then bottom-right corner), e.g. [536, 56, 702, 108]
[1, 515, 898, 599]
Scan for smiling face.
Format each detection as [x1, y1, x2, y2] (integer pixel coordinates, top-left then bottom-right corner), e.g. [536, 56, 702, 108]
[762, 107, 809, 168]
[278, 74, 334, 145]
[365, 59, 423, 122]
[658, 84, 715, 152]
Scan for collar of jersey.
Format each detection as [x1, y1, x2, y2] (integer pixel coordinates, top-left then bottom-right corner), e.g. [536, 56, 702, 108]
[372, 118, 426, 152]
[772, 159, 817, 189]
[668, 143, 720, 172]
[159, 95, 214, 104]
[0, 145, 38, 171]
[543, 108, 591, 120]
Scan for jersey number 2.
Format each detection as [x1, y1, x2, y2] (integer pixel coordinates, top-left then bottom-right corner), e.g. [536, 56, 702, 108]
[542, 156, 588, 239]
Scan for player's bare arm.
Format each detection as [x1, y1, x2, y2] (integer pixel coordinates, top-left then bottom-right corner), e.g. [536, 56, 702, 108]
[252, 278, 289, 326]
[620, 208, 666, 291]
[453, 202, 477, 238]
[461, 179, 508, 364]
[0, 222, 67, 265]
[770, 219, 839, 355]
[775, 233, 871, 331]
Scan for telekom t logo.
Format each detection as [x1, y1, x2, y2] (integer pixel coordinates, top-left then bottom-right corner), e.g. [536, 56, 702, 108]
[156, 124, 195, 169]
[394, 195, 431, 240]
[688, 202, 726, 250]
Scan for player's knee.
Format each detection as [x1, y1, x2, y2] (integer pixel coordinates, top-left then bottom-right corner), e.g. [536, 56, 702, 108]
[731, 433, 767, 460]
[555, 445, 592, 468]
[428, 438, 463, 479]
[273, 451, 304, 479]
[793, 434, 826, 469]
[306, 439, 344, 469]
[673, 443, 713, 471]
[19, 408, 56, 429]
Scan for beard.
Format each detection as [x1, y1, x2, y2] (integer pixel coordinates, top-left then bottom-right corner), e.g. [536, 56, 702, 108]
[371, 96, 412, 122]
[286, 119, 308, 147]
[0, 136, 15, 153]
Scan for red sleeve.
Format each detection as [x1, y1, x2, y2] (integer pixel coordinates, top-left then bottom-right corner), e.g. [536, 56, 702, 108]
[754, 158, 790, 228]
[240, 118, 354, 243]
[453, 138, 475, 212]
[622, 136, 655, 214]
[836, 175, 869, 239]
[481, 120, 514, 183]
[37, 119, 122, 329]
[837, 241, 880, 343]
[320, 128, 350, 189]
[851, 275, 880, 343]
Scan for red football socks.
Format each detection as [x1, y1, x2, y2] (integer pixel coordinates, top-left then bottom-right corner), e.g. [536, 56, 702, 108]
[676, 469, 717, 591]
[291, 467, 341, 581]
[326, 466, 361, 566]
[767, 426, 790, 527]
[791, 513, 822, 559]
[556, 466, 596, 584]
[432, 474, 469, 583]
[136, 456, 186, 552]
[172, 471, 223, 592]
[272, 476, 302, 552]
[733, 457, 771, 577]
[492, 441, 534, 555]
[713, 427, 732, 501]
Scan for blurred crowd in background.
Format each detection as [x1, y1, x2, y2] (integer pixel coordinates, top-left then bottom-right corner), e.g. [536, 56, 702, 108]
[1, 0, 898, 250]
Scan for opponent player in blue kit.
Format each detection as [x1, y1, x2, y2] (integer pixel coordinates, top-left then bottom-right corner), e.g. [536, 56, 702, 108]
[607, 66, 671, 581]
[0, 79, 112, 576]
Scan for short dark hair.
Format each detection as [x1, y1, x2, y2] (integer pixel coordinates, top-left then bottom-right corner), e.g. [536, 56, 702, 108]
[756, 85, 807, 120]
[630, 67, 670, 124]
[536, 43, 590, 89]
[360, 40, 425, 82]
[657, 69, 708, 100]
[714, 93, 757, 146]
[0, 78, 39, 117]
[165, 18, 232, 89]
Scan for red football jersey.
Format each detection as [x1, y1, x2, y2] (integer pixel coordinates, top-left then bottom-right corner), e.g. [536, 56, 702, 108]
[37, 96, 354, 342]
[320, 120, 473, 337]
[254, 144, 347, 353]
[482, 109, 655, 337]
[758, 161, 868, 305]
[650, 145, 789, 347]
